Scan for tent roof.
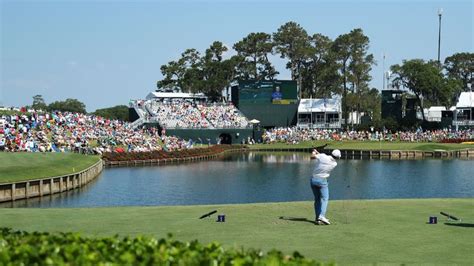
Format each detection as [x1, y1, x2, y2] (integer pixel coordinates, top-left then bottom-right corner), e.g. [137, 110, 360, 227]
[146, 92, 207, 100]
[456, 92, 474, 108]
[298, 98, 341, 113]
[428, 106, 446, 111]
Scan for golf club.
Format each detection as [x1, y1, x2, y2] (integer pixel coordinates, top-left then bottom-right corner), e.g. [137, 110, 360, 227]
[199, 210, 217, 219]
[440, 211, 460, 221]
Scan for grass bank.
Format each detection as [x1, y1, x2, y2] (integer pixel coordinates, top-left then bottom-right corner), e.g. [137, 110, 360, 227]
[0, 199, 472, 264]
[250, 140, 474, 151]
[0, 153, 100, 183]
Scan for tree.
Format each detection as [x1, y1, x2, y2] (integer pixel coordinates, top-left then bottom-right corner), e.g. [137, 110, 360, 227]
[301, 33, 340, 98]
[347, 29, 375, 125]
[332, 32, 351, 126]
[48, 98, 86, 113]
[444, 52, 474, 91]
[359, 87, 381, 122]
[32, 95, 47, 111]
[180, 49, 204, 93]
[233, 32, 278, 80]
[273, 21, 311, 96]
[332, 29, 375, 127]
[200, 41, 236, 101]
[93, 105, 129, 121]
[157, 59, 186, 92]
[390, 59, 444, 121]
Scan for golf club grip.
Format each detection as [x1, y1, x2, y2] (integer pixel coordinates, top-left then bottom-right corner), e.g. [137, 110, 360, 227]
[440, 212, 459, 220]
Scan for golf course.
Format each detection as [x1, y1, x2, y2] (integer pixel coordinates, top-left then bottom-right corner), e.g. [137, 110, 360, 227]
[0, 199, 472, 264]
[1, 144, 473, 264]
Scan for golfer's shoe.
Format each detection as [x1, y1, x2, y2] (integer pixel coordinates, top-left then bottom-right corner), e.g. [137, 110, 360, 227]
[317, 216, 331, 225]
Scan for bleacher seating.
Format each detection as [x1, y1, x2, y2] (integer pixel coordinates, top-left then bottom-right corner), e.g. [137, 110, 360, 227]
[138, 99, 250, 129]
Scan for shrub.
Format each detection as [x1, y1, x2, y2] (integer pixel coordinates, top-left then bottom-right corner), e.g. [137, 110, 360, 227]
[0, 228, 323, 265]
[102, 145, 247, 162]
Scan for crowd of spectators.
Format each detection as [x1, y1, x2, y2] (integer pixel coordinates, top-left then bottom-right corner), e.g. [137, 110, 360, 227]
[0, 111, 190, 154]
[262, 127, 474, 144]
[146, 100, 211, 129]
[2, 108, 472, 154]
[137, 99, 250, 129]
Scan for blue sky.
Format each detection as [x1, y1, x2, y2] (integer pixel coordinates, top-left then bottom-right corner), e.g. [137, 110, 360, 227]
[1, 0, 472, 112]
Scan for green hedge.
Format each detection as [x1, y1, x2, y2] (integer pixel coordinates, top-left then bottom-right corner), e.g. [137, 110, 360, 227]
[0, 228, 325, 265]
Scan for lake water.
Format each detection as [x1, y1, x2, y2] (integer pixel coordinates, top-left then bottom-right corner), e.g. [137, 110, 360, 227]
[3, 152, 473, 208]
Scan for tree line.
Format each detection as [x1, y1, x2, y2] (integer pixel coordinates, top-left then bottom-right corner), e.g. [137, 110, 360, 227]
[158, 21, 473, 124]
[29, 95, 129, 121]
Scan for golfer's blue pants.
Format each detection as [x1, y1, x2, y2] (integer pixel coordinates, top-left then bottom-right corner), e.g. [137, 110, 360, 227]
[310, 177, 329, 219]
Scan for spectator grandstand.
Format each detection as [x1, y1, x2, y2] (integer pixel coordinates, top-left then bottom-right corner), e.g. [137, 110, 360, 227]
[130, 98, 250, 129]
[0, 111, 190, 154]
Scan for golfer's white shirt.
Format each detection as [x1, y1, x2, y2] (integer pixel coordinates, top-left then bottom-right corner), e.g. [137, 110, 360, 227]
[312, 153, 337, 179]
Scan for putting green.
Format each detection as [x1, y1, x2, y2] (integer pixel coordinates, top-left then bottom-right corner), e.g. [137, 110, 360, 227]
[0, 199, 472, 264]
[0, 153, 100, 183]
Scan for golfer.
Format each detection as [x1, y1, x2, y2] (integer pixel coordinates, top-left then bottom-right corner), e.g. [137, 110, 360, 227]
[310, 148, 341, 225]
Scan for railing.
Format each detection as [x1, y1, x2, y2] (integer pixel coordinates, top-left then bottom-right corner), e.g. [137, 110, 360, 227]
[129, 117, 144, 129]
[297, 121, 342, 129]
[453, 120, 474, 126]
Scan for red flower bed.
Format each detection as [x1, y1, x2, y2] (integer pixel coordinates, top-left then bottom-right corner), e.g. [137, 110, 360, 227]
[438, 138, 474, 144]
[102, 145, 246, 162]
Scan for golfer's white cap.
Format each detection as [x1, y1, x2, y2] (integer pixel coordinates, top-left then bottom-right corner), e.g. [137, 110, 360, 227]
[331, 149, 341, 158]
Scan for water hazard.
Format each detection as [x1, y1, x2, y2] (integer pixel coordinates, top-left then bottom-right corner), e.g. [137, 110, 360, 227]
[4, 152, 473, 208]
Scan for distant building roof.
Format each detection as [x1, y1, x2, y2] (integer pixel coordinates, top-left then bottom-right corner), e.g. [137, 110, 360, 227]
[298, 98, 341, 113]
[428, 106, 446, 112]
[456, 92, 474, 108]
[146, 92, 207, 100]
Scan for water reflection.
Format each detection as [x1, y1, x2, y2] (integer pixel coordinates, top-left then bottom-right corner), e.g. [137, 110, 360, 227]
[3, 152, 473, 208]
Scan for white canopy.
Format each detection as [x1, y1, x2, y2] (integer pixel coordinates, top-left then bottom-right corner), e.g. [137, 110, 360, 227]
[146, 92, 207, 100]
[298, 98, 341, 113]
[456, 92, 474, 108]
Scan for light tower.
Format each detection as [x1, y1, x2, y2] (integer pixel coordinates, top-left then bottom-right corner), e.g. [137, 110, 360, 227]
[437, 8, 443, 65]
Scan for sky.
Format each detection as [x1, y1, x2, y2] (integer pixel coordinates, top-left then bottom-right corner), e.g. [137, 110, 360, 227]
[1, 0, 472, 112]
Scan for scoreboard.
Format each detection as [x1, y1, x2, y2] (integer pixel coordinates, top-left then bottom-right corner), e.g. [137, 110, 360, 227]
[236, 80, 298, 104]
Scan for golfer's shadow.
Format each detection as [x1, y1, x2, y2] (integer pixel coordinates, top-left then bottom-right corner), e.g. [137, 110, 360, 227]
[444, 222, 474, 228]
[279, 216, 315, 225]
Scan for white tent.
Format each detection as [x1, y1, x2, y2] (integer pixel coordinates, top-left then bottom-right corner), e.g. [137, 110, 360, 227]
[454, 92, 474, 127]
[456, 92, 474, 108]
[146, 92, 207, 100]
[298, 98, 341, 113]
[424, 106, 446, 122]
[297, 98, 342, 129]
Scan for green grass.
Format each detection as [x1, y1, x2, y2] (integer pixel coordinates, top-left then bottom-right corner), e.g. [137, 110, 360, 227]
[0, 153, 100, 183]
[0, 199, 472, 264]
[250, 140, 474, 151]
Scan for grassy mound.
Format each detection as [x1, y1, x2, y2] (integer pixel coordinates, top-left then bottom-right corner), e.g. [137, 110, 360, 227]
[0, 153, 100, 183]
[0, 199, 472, 264]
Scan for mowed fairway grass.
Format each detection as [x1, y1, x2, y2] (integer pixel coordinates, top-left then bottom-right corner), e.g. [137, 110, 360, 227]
[250, 140, 474, 151]
[0, 153, 100, 183]
[0, 199, 472, 264]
